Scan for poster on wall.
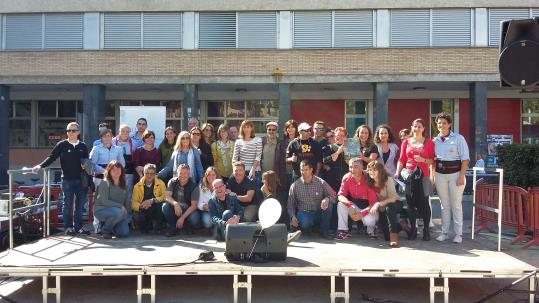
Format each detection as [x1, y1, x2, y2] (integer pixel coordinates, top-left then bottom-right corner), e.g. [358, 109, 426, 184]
[119, 106, 166, 146]
[486, 134, 513, 168]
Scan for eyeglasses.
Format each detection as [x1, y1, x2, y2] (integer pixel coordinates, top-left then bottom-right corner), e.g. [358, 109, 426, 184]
[315, 128, 325, 131]
[66, 129, 79, 133]
[267, 128, 277, 132]
[191, 133, 201, 136]
[300, 129, 311, 132]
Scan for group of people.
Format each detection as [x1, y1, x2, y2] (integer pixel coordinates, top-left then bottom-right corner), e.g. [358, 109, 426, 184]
[32, 112, 470, 247]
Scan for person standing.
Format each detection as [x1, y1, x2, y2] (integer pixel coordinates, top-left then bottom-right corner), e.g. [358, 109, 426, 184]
[374, 124, 400, 176]
[89, 128, 125, 187]
[32, 122, 89, 235]
[113, 124, 137, 202]
[157, 131, 204, 184]
[274, 120, 299, 200]
[191, 126, 214, 170]
[158, 127, 178, 170]
[313, 121, 328, 147]
[395, 118, 435, 241]
[261, 121, 280, 174]
[433, 112, 470, 244]
[211, 124, 235, 182]
[354, 125, 379, 168]
[229, 126, 239, 141]
[287, 122, 322, 180]
[232, 120, 263, 187]
[133, 130, 161, 183]
[131, 118, 148, 148]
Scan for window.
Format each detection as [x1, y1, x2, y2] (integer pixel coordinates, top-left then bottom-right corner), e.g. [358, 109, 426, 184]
[103, 13, 142, 49]
[204, 100, 278, 134]
[522, 99, 539, 144]
[293, 11, 332, 48]
[390, 10, 430, 47]
[9, 102, 32, 147]
[432, 9, 471, 47]
[5, 14, 43, 50]
[488, 9, 530, 47]
[37, 100, 81, 147]
[430, 99, 454, 138]
[345, 100, 367, 134]
[238, 12, 278, 49]
[199, 12, 237, 49]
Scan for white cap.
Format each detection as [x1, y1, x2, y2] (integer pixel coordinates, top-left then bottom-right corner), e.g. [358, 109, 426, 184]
[298, 122, 311, 132]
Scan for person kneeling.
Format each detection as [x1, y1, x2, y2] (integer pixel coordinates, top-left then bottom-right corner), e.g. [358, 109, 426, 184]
[335, 158, 378, 240]
[131, 163, 166, 233]
[94, 160, 130, 239]
[209, 179, 243, 241]
[162, 164, 200, 237]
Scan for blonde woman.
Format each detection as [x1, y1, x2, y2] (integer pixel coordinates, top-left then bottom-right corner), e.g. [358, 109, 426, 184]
[192, 167, 221, 230]
[211, 124, 235, 182]
[157, 131, 204, 183]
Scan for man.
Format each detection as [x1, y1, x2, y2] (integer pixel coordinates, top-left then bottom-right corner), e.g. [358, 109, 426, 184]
[188, 117, 199, 131]
[162, 164, 200, 236]
[92, 122, 110, 147]
[288, 160, 336, 239]
[261, 121, 280, 174]
[335, 158, 378, 240]
[226, 162, 258, 222]
[131, 118, 147, 148]
[229, 125, 239, 141]
[89, 128, 125, 187]
[287, 122, 322, 180]
[131, 164, 166, 233]
[313, 121, 328, 146]
[32, 122, 89, 235]
[208, 179, 243, 241]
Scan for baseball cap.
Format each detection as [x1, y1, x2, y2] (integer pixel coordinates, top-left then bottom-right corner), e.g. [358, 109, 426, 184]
[298, 122, 311, 132]
[266, 121, 278, 128]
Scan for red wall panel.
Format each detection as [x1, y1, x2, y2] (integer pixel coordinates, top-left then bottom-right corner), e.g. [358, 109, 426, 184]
[388, 99, 431, 145]
[459, 99, 470, 141]
[291, 100, 345, 129]
[487, 98, 521, 143]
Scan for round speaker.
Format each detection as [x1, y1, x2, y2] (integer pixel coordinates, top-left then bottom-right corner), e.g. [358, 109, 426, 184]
[499, 39, 539, 87]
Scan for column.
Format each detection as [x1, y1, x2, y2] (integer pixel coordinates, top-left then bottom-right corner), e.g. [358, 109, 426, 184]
[183, 84, 199, 131]
[0, 85, 9, 186]
[278, 84, 291, 139]
[82, 85, 106, 145]
[469, 82, 488, 161]
[372, 82, 389, 128]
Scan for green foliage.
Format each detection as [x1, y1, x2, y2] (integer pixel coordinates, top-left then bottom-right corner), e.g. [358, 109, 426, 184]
[496, 144, 539, 188]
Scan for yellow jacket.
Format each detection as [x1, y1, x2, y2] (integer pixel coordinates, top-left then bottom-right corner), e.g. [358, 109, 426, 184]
[131, 176, 166, 212]
[211, 140, 235, 178]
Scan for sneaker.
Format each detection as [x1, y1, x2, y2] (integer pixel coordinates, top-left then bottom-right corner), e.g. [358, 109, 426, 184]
[436, 234, 448, 242]
[287, 230, 302, 244]
[452, 235, 463, 244]
[102, 232, 113, 239]
[78, 229, 91, 236]
[64, 227, 76, 236]
[334, 230, 350, 240]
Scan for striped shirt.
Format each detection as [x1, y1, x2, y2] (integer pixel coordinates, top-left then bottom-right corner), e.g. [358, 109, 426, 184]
[288, 176, 336, 214]
[232, 136, 263, 172]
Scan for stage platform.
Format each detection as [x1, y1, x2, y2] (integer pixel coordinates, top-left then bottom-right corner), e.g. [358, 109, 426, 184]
[0, 231, 537, 303]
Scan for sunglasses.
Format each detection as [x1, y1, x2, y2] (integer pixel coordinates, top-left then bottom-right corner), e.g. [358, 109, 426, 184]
[66, 129, 79, 133]
[300, 129, 311, 132]
[267, 128, 277, 132]
[315, 128, 325, 131]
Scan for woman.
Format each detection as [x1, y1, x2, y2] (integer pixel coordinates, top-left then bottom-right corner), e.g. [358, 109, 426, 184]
[133, 130, 161, 183]
[192, 167, 220, 231]
[274, 119, 298, 195]
[94, 160, 130, 239]
[433, 112, 470, 244]
[395, 118, 435, 241]
[261, 170, 287, 225]
[89, 128, 125, 187]
[201, 122, 215, 146]
[113, 124, 136, 199]
[191, 126, 214, 170]
[366, 161, 402, 247]
[232, 120, 263, 187]
[374, 124, 400, 176]
[322, 126, 349, 192]
[354, 125, 379, 168]
[157, 131, 204, 183]
[158, 127, 177, 172]
[211, 124, 235, 182]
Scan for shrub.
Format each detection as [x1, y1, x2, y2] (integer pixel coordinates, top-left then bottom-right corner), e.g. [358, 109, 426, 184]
[496, 144, 539, 188]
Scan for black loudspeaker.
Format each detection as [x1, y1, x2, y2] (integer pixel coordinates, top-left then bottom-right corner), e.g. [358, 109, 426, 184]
[499, 18, 539, 88]
[225, 223, 287, 261]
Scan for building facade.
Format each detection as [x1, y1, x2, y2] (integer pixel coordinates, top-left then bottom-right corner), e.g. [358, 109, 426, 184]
[0, 0, 538, 184]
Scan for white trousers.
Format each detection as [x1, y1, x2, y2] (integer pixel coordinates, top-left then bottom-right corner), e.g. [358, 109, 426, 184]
[435, 172, 465, 236]
[337, 202, 378, 232]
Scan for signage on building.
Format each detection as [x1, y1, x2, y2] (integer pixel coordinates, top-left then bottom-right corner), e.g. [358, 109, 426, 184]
[486, 134, 513, 168]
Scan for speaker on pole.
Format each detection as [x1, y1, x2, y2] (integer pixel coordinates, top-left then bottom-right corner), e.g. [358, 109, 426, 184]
[499, 17, 539, 88]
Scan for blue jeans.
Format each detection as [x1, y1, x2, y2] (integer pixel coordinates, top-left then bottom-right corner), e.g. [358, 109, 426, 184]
[162, 203, 197, 230]
[189, 210, 213, 229]
[295, 207, 333, 237]
[94, 207, 129, 237]
[61, 179, 87, 231]
[213, 210, 233, 241]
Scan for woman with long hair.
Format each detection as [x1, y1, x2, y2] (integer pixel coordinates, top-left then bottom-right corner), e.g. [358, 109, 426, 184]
[158, 126, 177, 171]
[374, 124, 400, 176]
[366, 161, 402, 247]
[211, 124, 235, 182]
[201, 122, 216, 145]
[191, 125, 214, 170]
[261, 170, 287, 224]
[394, 118, 435, 241]
[157, 130, 204, 184]
[94, 160, 130, 239]
[354, 125, 379, 168]
[192, 166, 221, 231]
[232, 120, 263, 187]
[274, 119, 298, 191]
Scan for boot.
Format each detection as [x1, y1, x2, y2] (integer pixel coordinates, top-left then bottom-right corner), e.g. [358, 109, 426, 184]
[390, 232, 399, 247]
[399, 220, 412, 238]
[409, 225, 417, 240]
[422, 226, 430, 241]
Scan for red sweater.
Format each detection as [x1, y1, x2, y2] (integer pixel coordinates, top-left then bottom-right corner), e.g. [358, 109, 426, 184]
[398, 138, 435, 177]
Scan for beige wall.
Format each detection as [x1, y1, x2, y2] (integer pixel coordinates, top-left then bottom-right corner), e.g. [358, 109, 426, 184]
[1, 0, 537, 13]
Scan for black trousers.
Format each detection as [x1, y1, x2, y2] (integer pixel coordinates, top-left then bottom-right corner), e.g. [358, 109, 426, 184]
[133, 203, 163, 231]
[378, 200, 404, 240]
[406, 193, 431, 231]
